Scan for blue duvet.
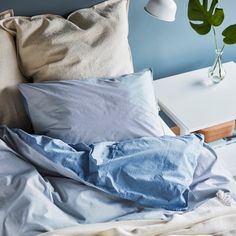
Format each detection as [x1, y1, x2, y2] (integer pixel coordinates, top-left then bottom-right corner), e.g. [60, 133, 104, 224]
[1, 126, 236, 236]
[1, 126, 203, 211]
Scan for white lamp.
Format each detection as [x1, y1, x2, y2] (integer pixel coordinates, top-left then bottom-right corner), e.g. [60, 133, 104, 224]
[145, 0, 177, 22]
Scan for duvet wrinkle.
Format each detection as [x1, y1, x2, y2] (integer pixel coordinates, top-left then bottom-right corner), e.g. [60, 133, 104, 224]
[1, 125, 236, 235]
[3, 126, 203, 211]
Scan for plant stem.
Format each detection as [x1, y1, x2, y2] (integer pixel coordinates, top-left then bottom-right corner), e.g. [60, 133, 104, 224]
[221, 44, 225, 52]
[213, 27, 219, 51]
[212, 27, 223, 79]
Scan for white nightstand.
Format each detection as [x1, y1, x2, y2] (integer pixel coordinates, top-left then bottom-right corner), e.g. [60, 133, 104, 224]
[154, 61, 236, 135]
[153, 61, 236, 176]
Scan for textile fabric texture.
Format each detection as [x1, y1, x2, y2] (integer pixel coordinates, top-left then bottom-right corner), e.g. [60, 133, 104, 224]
[0, 10, 31, 131]
[1, 125, 236, 236]
[1, 125, 204, 211]
[19, 69, 164, 144]
[0, 9, 13, 19]
[0, 0, 133, 82]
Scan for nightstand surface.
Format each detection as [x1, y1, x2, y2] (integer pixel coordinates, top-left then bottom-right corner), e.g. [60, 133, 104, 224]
[154, 61, 236, 134]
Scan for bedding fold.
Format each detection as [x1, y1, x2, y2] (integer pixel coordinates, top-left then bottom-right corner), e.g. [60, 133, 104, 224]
[38, 196, 236, 236]
[0, 125, 236, 236]
[0, 126, 204, 210]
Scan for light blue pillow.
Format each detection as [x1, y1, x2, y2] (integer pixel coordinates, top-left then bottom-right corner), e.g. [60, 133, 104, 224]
[19, 70, 164, 144]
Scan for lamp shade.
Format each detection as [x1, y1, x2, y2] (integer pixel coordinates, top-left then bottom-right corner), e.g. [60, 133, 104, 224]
[145, 0, 177, 22]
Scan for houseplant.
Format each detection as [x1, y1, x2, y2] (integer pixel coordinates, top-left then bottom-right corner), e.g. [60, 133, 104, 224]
[188, 0, 236, 83]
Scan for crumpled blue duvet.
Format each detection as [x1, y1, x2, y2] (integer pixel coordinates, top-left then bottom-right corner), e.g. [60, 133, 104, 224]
[1, 126, 203, 210]
[1, 125, 236, 236]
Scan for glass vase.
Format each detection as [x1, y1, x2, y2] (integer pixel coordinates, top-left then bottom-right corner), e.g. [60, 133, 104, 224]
[208, 49, 226, 83]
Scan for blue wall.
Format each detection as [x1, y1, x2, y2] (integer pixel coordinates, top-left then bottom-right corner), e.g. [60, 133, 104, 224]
[1, 0, 236, 79]
[129, 0, 236, 79]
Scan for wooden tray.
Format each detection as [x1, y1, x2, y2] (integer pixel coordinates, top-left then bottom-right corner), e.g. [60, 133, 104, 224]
[197, 120, 235, 143]
[170, 120, 235, 143]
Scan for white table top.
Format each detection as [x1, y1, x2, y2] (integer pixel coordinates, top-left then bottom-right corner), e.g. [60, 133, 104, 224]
[153, 61, 236, 133]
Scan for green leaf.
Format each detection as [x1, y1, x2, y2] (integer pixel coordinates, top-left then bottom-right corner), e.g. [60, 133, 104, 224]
[188, 0, 224, 35]
[222, 24, 236, 45]
[190, 22, 211, 35]
[212, 8, 224, 26]
[209, 0, 218, 14]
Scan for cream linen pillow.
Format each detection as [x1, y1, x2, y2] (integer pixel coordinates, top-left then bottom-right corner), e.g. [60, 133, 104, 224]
[0, 0, 133, 82]
[0, 9, 13, 19]
[0, 10, 31, 130]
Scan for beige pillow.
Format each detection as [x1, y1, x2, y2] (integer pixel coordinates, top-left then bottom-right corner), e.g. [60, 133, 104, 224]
[0, 10, 31, 130]
[0, 0, 133, 83]
[0, 9, 13, 19]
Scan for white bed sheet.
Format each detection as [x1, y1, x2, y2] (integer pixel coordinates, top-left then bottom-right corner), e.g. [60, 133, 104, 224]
[39, 195, 236, 236]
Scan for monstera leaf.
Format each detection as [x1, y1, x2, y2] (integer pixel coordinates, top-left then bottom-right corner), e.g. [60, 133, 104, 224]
[222, 24, 236, 45]
[188, 0, 224, 35]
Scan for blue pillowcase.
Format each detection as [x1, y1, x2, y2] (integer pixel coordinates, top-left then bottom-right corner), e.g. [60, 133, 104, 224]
[19, 70, 164, 144]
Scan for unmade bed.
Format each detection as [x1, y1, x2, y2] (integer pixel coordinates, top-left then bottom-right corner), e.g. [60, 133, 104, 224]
[0, 1, 236, 236]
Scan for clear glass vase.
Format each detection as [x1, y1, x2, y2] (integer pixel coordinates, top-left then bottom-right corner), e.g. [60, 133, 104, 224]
[208, 49, 226, 83]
